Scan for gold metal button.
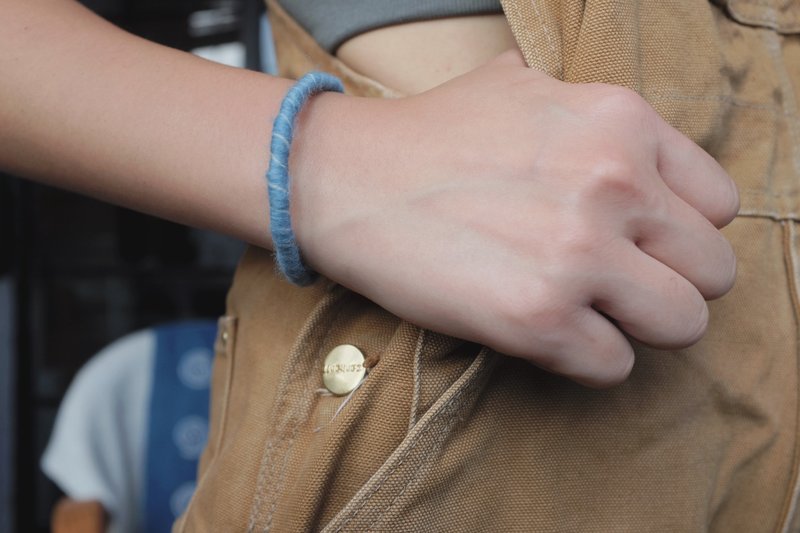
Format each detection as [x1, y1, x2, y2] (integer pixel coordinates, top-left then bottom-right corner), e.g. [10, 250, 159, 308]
[322, 344, 366, 395]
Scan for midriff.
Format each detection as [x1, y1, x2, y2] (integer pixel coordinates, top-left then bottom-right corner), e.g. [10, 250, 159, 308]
[335, 14, 516, 95]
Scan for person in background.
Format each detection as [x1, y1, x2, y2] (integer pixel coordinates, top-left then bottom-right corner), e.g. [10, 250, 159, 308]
[42, 321, 217, 533]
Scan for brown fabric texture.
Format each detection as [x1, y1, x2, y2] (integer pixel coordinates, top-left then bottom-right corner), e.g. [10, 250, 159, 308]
[177, 1, 800, 531]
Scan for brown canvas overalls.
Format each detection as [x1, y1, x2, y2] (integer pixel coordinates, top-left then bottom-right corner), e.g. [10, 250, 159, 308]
[176, 1, 800, 530]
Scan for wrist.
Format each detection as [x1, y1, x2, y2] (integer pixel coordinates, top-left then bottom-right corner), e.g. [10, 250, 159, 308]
[287, 91, 399, 282]
[266, 73, 344, 284]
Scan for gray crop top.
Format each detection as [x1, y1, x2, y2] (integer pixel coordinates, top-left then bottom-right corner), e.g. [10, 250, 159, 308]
[277, 1, 503, 53]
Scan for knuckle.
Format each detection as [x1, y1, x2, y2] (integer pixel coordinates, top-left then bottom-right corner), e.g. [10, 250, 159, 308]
[581, 153, 648, 205]
[488, 290, 578, 364]
[496, 286, 576, 341]
[592, 152, 637, 181]
[594, 85, 650, 118]
[557, 225, 602, 260]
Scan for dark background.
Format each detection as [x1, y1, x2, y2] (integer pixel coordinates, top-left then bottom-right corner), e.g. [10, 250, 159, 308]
[0, 0, 267, 530]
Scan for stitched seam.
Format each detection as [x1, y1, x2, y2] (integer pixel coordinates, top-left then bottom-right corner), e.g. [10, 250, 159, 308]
[501, 1, 533, 69]
[331, 351, 490, 532]
[408, 329, 426, 431]
[333, 385, 467, 532]
[501, 0, 559, 75]
[365, 412, 460, 532]
[742, 189, 800, 199]
[246, 290, 344, 532]
[765, 31, 800, 184]
[529, 0, 559, 77]
[740, 198, 800, 220]
[366, 374, 479, 533]
[261, 304, 341, 532]
[779, 222, 800, 533]
[341, 389, 464, 532]
[731, 0, 800, 28]
[738, 0, 798, 8]
[764, 52, 800, 528]
[738, 209, 800, 221]
[215, 317, 237, 453]
[247, 382, 289, 531]
[178, 316, 237, 533]
[644, 91, 783, 113]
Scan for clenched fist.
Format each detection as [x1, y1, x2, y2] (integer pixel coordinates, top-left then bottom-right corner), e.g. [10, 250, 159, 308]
[290, 50, 739, 388]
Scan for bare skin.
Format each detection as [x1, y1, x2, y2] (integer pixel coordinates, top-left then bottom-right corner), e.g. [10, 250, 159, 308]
[0, 0, 739, 387]
[337, 14, 517, 95]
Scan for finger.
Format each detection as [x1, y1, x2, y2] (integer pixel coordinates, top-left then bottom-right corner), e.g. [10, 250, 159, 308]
[591, 241, 709, 349]
[527, 306, 635, 389]
[655, 120, 739, 228]
[634, 183, 737, 300]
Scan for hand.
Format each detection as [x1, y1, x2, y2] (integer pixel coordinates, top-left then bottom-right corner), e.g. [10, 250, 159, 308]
[290, 50, 739, 388]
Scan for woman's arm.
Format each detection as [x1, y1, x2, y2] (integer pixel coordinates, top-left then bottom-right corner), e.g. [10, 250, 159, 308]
[0, 0, 740, 387]
[0, 0, 294, 246]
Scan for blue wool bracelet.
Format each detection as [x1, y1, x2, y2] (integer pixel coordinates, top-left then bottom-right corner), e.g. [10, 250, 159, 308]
[267, 72, 344, 286]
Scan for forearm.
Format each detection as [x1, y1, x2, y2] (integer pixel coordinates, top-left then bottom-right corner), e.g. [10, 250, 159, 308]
[0, 0, 303, 247]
